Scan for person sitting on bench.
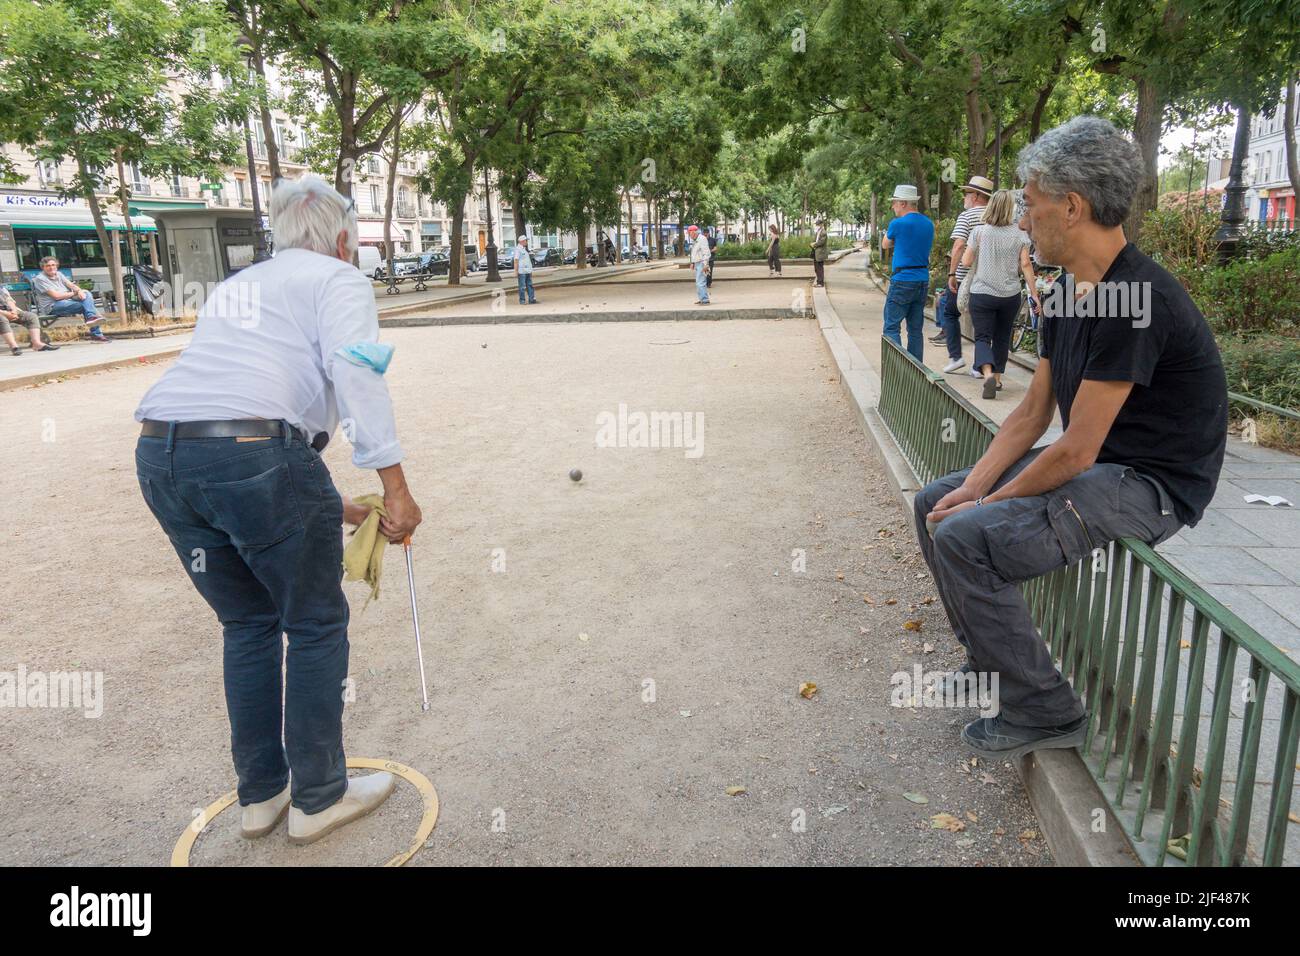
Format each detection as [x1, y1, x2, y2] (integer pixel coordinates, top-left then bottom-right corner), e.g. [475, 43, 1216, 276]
[29, 257, 110, 342]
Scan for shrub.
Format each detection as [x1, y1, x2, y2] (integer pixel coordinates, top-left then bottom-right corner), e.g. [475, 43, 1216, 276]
[1217, 333, 1300, 411]
[712, 235, 852, 260]
[1186, 246, 1300, 336]
[1140, 206, 1219, 272]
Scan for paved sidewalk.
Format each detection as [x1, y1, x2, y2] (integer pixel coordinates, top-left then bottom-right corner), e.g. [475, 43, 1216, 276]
[823, 250, 1300, 655]
[0, 333, 192, 391]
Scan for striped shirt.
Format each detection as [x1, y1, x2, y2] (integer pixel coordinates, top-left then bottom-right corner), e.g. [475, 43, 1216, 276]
[950, 205, 986, 283]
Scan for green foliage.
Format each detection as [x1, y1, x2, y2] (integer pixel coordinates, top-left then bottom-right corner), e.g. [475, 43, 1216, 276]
[1186, 246, 1300, 336]
[713, 235, 852, 260]
[1217, 333, 1300, 411]
[1140, 206, 1220, 273]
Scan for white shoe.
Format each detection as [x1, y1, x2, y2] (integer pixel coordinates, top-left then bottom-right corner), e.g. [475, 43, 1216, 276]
[288, 772, 397, 846]
[968, 368, 983, 379]
[241, 784, 291, 839]
[943, 358, 966, 373]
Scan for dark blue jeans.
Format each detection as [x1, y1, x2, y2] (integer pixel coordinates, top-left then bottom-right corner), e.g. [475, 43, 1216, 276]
[135, 425, 349, 813]
[938, 287, 963, 361]
[883, 279, 927, 361]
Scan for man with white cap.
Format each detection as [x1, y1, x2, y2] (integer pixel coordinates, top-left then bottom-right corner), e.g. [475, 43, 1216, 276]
[688, 224, 711, 304]
[933, 175, 993, 372]
[880, 184, 934, 361]
[133, 174, 423, 846]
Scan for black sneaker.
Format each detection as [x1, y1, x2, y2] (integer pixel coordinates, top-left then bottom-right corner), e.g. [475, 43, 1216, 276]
[936, 662, 974, 698]
[962, 713, 1088, 760]
[982, 376, 997, 400]
[929, 331, 947, 343]
[35, 343, 59, 352]
[10, 346, 22, 356]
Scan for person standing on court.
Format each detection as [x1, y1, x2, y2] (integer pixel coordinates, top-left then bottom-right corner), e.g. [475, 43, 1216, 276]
[811, 217, 828, 287]
[934, 175, 992, 372]
[133, 175, 423, 847]
[880, 185, 935, 361]
[688, 224, 711, 304]
[514, 234, 537, 304]
[961, 189, 1037, 399]
[766, 224, 781, 276]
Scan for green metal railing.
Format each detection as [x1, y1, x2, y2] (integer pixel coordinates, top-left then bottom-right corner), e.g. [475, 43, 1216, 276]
[878, 335, 1300, 866]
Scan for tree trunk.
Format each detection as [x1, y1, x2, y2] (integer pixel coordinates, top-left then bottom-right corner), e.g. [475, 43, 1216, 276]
[966, 54, 988, 178]
[448, 193, 467, 286]
[114, 149, 139, 269]
[626, 189, 636, 253]
[576, 221, 588, 269]
[1285, 73, 1300, 224]
[382, 111, 403, 276]
[251, 45, 282, 183]
[1124, 76, 1163, 242]
[938, 177, 953, 218]
[77, 153, 126, 322]
[909, 147, 930, 213]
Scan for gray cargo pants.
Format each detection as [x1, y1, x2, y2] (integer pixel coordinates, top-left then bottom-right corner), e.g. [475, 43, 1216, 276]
[913, 448, 1183, 727]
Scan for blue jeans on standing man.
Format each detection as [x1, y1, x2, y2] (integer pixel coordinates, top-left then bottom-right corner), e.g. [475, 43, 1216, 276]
[135, 423, 350, 814]
[694, 262, 709, 303]
[938, 286, 963, 361]
[883, 279, 927, 361]
[517, 273, 536, 304]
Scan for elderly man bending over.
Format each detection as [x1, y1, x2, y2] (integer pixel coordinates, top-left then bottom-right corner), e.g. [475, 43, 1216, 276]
[916, 117, 1227, 759]
[134, 175, 422, 846]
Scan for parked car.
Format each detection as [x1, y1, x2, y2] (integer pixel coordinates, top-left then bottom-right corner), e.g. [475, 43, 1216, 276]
[476, 248, 517, 271]
[405, 251, 451, 277]
[531, 247, 562, 267]
[357, 246, 385, 280]
[391, 254, 426, 277]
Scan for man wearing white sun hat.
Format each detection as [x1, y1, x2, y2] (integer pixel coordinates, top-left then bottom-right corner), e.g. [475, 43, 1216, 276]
[880, 184, 934, 361]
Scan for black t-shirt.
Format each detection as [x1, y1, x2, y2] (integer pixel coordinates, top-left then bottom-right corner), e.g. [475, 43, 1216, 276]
[1039, 242, 1227, 526]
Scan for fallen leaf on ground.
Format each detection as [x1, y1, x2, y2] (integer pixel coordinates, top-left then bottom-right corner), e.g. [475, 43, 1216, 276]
[726, 786, 747, 797]
[931, 813, 967, 832]
[903, 619, 923, 632]
[799, 682, 818, 699]
[902, 792, 929, 804]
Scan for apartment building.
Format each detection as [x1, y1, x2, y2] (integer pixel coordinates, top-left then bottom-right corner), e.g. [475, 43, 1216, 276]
[1245, 87, 1297, 226]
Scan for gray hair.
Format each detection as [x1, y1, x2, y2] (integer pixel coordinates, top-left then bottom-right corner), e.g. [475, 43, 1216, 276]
[270, 174, 357, 256]
[1016, 116, 1143, 227]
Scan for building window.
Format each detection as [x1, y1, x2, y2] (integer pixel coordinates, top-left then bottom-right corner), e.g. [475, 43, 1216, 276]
[36, 159, 61, 186]
[369, 183, 381, 211]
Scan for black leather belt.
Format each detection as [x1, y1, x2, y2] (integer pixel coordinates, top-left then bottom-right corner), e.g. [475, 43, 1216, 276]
[140, 419, 327, 450]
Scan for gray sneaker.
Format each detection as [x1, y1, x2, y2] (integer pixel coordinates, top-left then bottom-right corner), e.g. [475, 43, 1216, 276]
[961, 713, 1088, 760]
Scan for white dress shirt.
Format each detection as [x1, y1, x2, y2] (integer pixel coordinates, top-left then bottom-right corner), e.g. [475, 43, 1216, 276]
[135, 247, 403, 470]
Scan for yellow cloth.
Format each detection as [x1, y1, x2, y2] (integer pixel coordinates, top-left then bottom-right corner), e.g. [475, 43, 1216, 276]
[342, 493, 389, 606]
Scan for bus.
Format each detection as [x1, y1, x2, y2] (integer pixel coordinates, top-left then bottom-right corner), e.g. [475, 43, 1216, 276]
[1, 192, 156, 298]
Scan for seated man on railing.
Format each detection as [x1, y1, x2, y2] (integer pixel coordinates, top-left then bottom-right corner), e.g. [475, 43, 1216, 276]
[917, 117, 1228, 760]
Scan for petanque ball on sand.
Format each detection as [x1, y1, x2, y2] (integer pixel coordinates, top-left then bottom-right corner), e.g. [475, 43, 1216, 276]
[569, 468, 583, 482]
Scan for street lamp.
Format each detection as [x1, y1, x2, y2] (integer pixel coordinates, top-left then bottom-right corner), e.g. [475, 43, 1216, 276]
[234, 33, 271, 263]
[483, 167, 501, 283]
[1214, 102, 1252, 261]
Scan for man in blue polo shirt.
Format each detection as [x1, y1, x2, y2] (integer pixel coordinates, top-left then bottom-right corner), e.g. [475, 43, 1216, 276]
[881, 184, 935, 361]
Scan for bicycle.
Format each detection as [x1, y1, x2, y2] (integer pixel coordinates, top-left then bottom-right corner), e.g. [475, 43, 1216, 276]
[1011, 266, 1060, 355]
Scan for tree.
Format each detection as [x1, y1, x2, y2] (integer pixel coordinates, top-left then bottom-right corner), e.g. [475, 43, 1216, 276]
[0, 0, 246, 317]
